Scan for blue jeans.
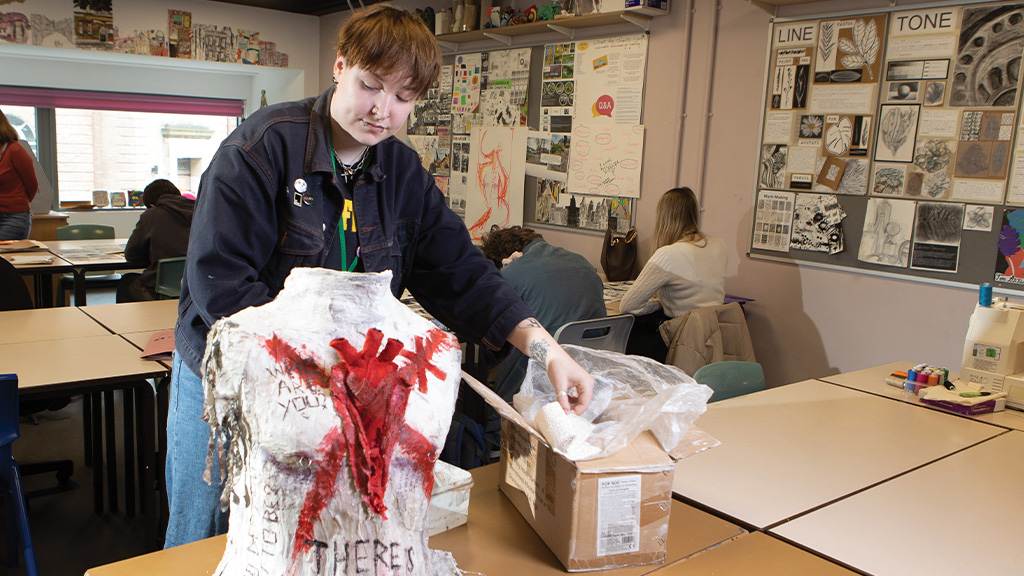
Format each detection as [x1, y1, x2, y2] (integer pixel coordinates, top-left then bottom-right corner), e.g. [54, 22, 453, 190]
[0, 210, 31, 241]
[164, 351, 229, 548]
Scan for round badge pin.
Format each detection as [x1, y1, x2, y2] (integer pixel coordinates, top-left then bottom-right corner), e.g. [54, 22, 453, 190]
[302, 194, 315, 205]
[294, 178, 308, 193]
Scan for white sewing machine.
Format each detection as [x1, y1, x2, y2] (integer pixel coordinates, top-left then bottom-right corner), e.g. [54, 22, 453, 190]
[958, 299, 1024, 410]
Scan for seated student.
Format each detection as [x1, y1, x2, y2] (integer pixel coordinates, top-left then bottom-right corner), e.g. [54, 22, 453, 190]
[480, 226, 606, 439]
[116, 179, 195, 302]
[619, 187, 727, 361]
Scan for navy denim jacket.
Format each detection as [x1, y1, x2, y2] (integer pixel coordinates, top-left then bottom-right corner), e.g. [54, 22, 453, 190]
[175, 87, 531, 375]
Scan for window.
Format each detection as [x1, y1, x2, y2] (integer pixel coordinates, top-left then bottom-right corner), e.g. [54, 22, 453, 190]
[1, 90, 242, 205]
[2, 105, 38, 156]
[54, 109, 237, 202]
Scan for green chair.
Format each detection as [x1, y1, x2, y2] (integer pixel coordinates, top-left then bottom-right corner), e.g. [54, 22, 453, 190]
[55, 224, 120, 305]
[692, 361, 766, 403]
[155, 256, 186, 299]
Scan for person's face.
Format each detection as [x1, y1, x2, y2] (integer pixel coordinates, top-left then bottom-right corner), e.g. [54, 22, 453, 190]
[331, 56, 417, 149]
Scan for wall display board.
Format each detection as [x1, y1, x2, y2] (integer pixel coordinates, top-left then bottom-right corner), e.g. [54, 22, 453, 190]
[411, 33, 648, 235]
[750, 1, 1024, 292]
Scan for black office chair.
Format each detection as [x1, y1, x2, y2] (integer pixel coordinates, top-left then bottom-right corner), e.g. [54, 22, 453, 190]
[0, 259, 74, 491]
[55, 224, 121, 306]
[553, 314, 635, 353]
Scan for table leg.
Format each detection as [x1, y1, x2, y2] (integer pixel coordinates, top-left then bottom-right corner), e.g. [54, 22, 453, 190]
[83, 393, 93, 467]
[74, 270, 87, 306]
[91, 394, 103, 514]
[104, 390, 118, 514]
[138, 381, 158, 551]
[123, 387, 136, 518]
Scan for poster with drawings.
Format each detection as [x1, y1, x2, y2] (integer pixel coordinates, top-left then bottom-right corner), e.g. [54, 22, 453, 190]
[526, 131, 570, 181]
[995, 208, 1024, 285]
[874, 5, 1019, 204]
[451, 53, 482, 135]
[911, 202, 964, 272]
[479, 48, 531, 127]
[541, 42, 575, 133]
[790, 193, 846, 254]
[858, 197, 916, 267]
[464, 127, 527, 241]
[752, 190, 795, 252]
[568, 124, 644, 198]
[447, 134, 470, 215]
[534, 181, 631, 232]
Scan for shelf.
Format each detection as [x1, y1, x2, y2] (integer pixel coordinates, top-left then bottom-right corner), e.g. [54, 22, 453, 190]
[435, 10, 653, 51]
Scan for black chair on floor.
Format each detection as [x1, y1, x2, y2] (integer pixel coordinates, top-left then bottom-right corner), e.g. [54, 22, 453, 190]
[55, 224, 121, 306]
[0, 258, 75, 492]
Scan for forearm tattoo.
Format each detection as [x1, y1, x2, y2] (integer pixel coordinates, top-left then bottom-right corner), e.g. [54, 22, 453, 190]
[529, 339, 549, 363]
[519, 317, 542, 329]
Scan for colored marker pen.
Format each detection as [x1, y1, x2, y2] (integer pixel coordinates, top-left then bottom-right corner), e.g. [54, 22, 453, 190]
[960, 391, 991, 397]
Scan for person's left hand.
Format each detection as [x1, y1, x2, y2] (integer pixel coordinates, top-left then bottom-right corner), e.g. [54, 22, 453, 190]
[546, 351, 594, 415]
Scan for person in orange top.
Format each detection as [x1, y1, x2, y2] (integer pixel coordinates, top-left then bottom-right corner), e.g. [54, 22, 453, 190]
[0, 110, 38, 241]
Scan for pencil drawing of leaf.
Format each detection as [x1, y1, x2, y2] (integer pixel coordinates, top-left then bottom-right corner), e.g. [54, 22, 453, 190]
[819, 23, 834, 60]
[841, 54, 867, 69]
[854, 19, 879, 68]
[836, 19, 879, 80]
[881, 108, 914, 155]
[825, 117, 852, 155]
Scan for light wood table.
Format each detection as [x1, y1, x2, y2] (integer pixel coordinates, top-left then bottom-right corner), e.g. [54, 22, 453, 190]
[0, 307, 109, 345]
[672, 379, 1004, 530]
[820, 361, 1024, 431]
[46, 238, 138, 305]
[3, 334, 167, 548]
[85, 463, 745, 576]
[80, 299, 179, 335]
[652, 532, 858, 575]
[772, 430, 1024, 576]
[3, 250, 75, 307]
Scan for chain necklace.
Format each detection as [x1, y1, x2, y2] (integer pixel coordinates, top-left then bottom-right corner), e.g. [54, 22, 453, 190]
[335, 146, 369, 182]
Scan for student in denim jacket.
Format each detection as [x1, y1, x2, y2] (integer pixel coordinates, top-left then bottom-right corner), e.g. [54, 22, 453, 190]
[165, 4, 594, 549]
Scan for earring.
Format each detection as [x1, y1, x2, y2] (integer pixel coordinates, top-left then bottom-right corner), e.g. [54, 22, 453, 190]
[333, 75, 338, 85]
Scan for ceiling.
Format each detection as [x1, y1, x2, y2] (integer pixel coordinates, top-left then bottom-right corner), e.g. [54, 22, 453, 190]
[208, 0, 378, 16]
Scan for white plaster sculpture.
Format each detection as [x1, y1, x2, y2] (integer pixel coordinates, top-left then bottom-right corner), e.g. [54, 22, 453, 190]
[202, 268, 463, 576]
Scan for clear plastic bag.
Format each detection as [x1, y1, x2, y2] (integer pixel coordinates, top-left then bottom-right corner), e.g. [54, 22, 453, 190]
[512, 344, 715, 460]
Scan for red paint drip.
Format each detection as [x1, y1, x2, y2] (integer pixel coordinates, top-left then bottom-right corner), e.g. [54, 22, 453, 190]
[292, 427, 346, 557]
[260, 328, 450, 563]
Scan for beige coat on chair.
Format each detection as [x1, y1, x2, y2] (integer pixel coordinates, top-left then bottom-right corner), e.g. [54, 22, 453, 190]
[658, 302, 756, 376]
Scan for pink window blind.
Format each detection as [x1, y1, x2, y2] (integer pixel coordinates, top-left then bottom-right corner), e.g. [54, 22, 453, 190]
[0, 85, 243, 116]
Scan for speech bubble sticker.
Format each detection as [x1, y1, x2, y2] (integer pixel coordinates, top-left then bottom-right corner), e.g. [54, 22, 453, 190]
[592, 95, 614, 118]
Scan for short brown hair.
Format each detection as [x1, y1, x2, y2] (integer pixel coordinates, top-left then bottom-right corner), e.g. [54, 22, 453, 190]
[654, 187, 703, 249]
[335, 4, 441, 98]
[480, 226, 542, 268]
[0, 110, 18, 145]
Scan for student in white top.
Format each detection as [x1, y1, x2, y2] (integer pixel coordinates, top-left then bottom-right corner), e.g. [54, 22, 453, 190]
[619, 187, 727, 359]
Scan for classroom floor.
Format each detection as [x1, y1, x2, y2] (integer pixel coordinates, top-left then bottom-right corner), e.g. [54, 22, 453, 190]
[2, 288, 150, 576]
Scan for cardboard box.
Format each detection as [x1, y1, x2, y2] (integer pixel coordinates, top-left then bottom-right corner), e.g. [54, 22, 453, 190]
[596, 0, 670, 17]
[465, 376, 675, 571]
[427, 460, 474, 536]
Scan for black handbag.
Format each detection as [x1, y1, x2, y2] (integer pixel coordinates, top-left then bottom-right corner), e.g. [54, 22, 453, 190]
[601, 227, 638, 281]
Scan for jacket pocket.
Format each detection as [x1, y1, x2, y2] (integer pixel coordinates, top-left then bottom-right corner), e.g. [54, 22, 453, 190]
[260, 216, 325, 291]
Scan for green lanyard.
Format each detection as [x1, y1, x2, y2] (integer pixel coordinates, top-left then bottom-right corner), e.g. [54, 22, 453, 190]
[330, 131, 360, 272]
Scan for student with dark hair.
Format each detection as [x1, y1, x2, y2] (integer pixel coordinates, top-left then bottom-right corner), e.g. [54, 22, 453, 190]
[117, 179, 195, 302]
[165, 5, 594, 548]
